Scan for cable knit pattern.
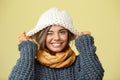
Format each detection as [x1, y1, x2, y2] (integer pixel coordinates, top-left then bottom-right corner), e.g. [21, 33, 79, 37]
[9, 41, 38, 80]
[75, 35, 104, 80]
[9, 35, 104, 80]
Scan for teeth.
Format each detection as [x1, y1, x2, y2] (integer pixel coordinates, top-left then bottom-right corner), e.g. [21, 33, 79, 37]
[52, 43, 61, 47]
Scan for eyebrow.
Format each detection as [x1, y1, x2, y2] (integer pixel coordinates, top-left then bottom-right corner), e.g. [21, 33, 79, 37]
[59, 29, 67, 31]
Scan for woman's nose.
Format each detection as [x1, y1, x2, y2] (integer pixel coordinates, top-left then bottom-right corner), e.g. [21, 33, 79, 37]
[54, 33, 60, 40]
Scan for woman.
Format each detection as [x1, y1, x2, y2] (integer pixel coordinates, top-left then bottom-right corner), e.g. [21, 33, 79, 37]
[9, 8, 104, 80]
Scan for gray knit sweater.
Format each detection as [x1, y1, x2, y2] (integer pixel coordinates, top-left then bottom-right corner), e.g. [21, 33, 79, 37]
[9, 35, 104, 80]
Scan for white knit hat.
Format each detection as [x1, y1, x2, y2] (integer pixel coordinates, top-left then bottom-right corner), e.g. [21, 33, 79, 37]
[26, 7, 79, 36]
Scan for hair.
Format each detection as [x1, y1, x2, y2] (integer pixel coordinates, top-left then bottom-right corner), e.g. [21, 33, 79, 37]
[32, 26, 75, 53]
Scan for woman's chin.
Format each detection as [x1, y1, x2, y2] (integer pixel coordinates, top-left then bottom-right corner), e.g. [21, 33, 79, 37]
[50, 49, 62, 53]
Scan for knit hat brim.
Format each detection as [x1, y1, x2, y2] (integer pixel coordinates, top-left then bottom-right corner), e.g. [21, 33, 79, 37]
[26, 7, 79, 37]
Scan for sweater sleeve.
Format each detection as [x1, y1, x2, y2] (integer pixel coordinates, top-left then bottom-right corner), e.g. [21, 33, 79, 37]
[75, 35, 104, 80]
[9, 40, 38, 80]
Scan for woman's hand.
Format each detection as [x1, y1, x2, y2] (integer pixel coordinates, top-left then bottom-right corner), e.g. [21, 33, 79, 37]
[18, 32, 32, 43]
[75, 31, 91, 39]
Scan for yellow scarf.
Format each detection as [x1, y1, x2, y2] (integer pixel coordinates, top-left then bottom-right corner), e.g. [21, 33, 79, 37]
[36, 48, 76, 68]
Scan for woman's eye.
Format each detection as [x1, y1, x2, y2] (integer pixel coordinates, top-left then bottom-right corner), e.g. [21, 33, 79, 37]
[60, 30, 67, 34]
[47, 31, 53, 35]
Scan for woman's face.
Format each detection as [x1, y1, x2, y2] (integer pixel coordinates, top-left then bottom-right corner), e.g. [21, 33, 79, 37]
[45, 25, 68, 53]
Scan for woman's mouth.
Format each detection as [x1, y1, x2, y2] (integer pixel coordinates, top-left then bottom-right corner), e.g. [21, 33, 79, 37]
[52, 43, 62, 47]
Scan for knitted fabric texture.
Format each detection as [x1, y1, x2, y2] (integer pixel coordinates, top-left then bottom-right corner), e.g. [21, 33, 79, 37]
[9, 35, 104, 80]
[26, 7, 79, 36]
[36, 48, 76, 68]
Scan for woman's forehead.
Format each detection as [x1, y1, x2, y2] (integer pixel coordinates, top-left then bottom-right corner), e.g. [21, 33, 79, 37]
[49, 25, 67, 31]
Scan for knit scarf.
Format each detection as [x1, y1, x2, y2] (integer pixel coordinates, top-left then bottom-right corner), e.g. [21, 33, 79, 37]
[36, 48, 76, 68]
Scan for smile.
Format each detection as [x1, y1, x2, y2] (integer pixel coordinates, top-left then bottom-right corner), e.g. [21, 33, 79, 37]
[51, 43, 62, 47]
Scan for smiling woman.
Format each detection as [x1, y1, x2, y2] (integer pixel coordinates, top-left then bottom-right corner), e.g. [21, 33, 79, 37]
[45, 25, 69, 53]
[9, 7, 104, 80]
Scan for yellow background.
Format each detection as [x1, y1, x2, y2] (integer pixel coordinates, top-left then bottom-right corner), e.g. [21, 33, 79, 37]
[0, 0, 120, 80]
